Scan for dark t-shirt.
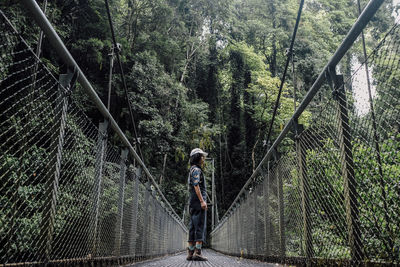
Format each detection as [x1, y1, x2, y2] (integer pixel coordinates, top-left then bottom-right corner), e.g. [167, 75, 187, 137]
[188, 165, 207, 210]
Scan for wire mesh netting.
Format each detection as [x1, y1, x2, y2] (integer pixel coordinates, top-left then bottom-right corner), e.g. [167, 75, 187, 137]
[211, 20, 400, 266]
[0, 11, 187, 265]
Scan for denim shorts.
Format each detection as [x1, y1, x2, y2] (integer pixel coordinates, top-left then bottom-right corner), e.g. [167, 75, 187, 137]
[188, 208, 207, 242]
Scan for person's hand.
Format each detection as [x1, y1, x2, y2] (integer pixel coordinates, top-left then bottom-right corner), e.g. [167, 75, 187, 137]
[201, 200, 208, 210]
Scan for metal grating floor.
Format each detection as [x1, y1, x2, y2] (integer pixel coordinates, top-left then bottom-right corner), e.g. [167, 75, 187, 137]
[125, 250, 280, 266]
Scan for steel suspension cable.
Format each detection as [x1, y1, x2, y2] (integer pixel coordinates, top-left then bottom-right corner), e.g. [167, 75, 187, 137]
[104, 0, 144, 162]
[264, 0, 304, 148]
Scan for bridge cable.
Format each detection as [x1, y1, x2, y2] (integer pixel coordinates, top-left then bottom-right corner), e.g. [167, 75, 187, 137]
[104, 0, 145, 162]
[264, 0, 305, 152]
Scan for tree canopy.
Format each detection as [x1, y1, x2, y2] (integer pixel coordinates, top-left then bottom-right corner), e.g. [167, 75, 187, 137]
[1, 0, 398, 229]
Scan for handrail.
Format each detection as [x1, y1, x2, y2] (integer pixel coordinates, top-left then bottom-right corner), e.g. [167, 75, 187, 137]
[21, 0, 186, 230]
[212, 0, 384, 234]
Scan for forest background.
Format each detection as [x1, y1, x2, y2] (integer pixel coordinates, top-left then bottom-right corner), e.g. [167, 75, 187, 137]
[1, 0, 397, 218]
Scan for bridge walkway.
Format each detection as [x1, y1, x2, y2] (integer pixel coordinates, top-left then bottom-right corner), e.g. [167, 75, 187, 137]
[126, 250, 279, 267]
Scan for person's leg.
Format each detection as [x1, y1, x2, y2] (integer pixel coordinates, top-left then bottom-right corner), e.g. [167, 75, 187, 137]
[193, 209, 207, 261]
[187, 210, 196, 260]
[187, 241, 195, 260]
[194, 241, 203, 254]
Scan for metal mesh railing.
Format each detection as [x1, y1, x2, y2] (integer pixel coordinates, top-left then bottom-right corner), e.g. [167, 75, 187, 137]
[211, 6, 399, 266]
[0, 10, 186, 266]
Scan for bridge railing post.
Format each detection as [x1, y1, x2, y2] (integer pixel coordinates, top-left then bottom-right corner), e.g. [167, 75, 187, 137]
[90, 120, 108, 256]
[168, 212, 172, 254]
[129, 166, 140, 257]
[239, 197, 244, 255]
[114, 148, 128, 257]
[154, 201, 158, 256]
[261, 164, 270, 259]
[234, 204, 239, 254]
[150, 189, 156, 256]
[274, 150, 286, 259]
[295, 121, 313, 262]
[160, 204, 166, 254]
[327, 68, 363, 262]
[226, 209, 230, 252]
[236, 204, 240, 253]
[157, 202, 162, 255]
[39, 72, 75, 262]
[229, 205, 232, 252]
[212, 158, 215, 230]
[142, 181, 151, 256]
[253, 181, 258, 255]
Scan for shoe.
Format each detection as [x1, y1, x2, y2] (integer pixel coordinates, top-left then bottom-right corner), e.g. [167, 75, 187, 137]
[193, 248, 208, 261]
[186, 247, 194, 260]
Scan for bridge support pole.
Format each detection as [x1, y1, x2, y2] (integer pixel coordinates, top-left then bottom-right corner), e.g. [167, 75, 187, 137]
[157, 202, 162, 255]
[274, 150, 286, 259]
[40, 72, 75, 262]
[227, 210, 231, 252]
[235, 204, 240, 253]
[261, 165, 270, 258]
[328, 68, 363, 262]
[295, 121, 313, 262]
[238, 198, 243, 255]
[160, 205, 166, 254]
[150, 189, 156, 256]
[253, 183, 258, 255]
[168, 213, 172, 253]
[115, 148, 128, 257]
[142, 181, 151, 256]
[229, 206, 232, 252]
[90, 120, 108, 256]
[129, 166, 140, 256]
[212, 158, 215, 230]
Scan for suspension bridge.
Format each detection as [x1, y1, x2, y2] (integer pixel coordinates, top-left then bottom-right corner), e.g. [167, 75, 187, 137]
[1, 0, 399, 266]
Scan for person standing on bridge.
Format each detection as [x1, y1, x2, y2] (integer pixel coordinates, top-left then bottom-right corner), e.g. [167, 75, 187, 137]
[187, 148, 208, 261]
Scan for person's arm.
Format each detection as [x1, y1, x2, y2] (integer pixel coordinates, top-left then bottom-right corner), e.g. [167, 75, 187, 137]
[190, 167, 207, 210]
[194, 185, 207, 210]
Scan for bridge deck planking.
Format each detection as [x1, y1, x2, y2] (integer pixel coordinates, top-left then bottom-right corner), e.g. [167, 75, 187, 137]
[125, 250, 280, 267]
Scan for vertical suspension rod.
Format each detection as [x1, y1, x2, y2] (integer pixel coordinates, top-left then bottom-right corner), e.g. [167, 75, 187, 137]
[264, 0, 304, 146]
[104, 0, 144, 162]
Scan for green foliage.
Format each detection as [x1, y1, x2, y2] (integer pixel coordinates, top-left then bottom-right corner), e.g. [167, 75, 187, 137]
[1, 0, 399, 261]
[301, 132, 400, 260]
[354, 134, 400, 260]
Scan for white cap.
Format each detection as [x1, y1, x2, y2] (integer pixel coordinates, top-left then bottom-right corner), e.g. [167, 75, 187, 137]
[190, 148, 208, 157]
